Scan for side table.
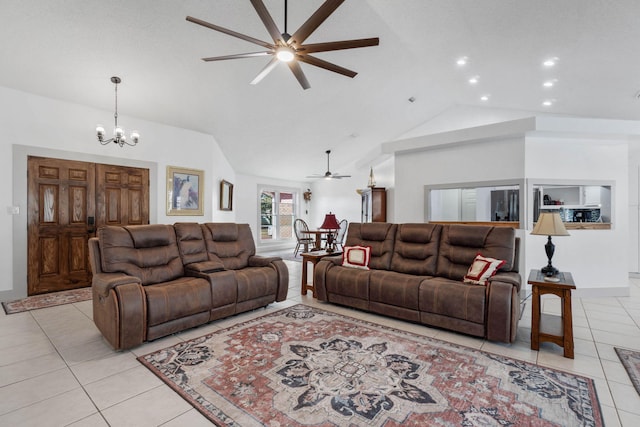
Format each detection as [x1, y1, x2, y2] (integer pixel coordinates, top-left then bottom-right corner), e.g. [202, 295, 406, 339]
[528, 269, 576, 359]
[301, 250, 341, 298]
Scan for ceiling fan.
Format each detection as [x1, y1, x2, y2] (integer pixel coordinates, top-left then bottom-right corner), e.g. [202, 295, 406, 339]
[186, 0, 379, 89]
[307, 150, 351, 179]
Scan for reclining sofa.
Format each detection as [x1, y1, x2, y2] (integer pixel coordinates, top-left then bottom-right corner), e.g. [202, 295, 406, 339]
[314, 222, 521, 343]
[88, 222, 288, 350]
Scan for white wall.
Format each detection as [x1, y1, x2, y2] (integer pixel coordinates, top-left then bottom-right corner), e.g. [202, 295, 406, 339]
[394, 137, 525, 223]
[630, 141, 640, 274]
[525, 136, 629, 294]
[1, 86, 235, 299]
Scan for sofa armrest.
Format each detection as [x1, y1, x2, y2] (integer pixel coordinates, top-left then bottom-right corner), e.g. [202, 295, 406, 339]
[486, 278, 520, 343]
[92, 272, 142, 298]
[489, 271, 521, 292]
[248, 255, 281, 267]
[184, 260, 225, 274]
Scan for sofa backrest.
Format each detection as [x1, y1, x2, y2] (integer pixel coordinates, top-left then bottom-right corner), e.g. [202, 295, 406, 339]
[98, 224, 183, 285]
[390, 223, 442, 275]
[344, 223, 397, 270]
[201, 223, 256, 270]
[436, 224, 517, 281]
[174, 222, 208, 264]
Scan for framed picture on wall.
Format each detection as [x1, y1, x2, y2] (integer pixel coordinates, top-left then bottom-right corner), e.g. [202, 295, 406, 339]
[166, 166, 204, 216]
[220, 179, 233, 211]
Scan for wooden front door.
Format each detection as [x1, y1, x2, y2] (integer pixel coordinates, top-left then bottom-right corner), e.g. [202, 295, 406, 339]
[27, 157, 150, 295]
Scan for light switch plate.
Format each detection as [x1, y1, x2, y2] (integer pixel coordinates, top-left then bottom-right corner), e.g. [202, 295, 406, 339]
[7, 206, 19, 215]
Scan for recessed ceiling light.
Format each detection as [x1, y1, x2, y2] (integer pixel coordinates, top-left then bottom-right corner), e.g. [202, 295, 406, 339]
[543, 57, 558, 67]
[468, 76, 479, 85]
[543, 80, 556, 88]
[480, 95, 490, 101]
[542, 100, 554, 107]
[456, 56, 468, 66]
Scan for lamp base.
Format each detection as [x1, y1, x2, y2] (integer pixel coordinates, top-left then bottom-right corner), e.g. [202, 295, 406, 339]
[541, 265, 559, 277]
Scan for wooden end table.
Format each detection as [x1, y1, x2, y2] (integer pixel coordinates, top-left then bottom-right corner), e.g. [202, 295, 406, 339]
[528, 269, 576, 359]
[301, 250, 341, 298]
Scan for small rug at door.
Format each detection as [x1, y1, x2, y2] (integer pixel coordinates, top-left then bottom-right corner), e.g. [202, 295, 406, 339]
[615, 347, 640, 395]
[2, 287, 92, 315]
[138, 304, 603, 427]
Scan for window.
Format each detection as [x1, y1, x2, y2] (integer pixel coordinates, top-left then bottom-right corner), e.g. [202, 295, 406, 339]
[425, 179, 524, 227]
[529, 180, 613, 230]
[259, 187, 297, 243]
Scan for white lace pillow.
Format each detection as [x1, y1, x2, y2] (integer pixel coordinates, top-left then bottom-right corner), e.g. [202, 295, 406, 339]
[342, 246, 371, 270]
[463, 254, 506, 285]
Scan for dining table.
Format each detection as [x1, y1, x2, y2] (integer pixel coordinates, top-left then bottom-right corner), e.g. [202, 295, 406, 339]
[301, 229, 332, 251]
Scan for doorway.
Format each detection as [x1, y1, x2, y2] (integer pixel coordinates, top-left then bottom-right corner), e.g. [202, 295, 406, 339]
[27, 156, 149, 295]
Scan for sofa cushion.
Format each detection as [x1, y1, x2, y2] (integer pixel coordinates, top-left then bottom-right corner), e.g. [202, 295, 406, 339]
[145, 276, 211, 326]
[202, 223, 256, 270]
[419, 277, 486, 324]
[464, 254, 506, 286]
[342, 246, 371, 270]
[98, 225, 184, 285]
[235, 267, 277, 302]
[391, 223, 441, 275]
[325, 266, 370, 300]
[370, 271, 424, 310]
[344, 223, 397, 270]
[436, 224, 515, 281]
[175, 222, 209, 265]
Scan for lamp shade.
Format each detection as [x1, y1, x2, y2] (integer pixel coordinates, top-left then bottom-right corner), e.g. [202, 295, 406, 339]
[320, 212, 340, 230]
[531, 212, 570, 236]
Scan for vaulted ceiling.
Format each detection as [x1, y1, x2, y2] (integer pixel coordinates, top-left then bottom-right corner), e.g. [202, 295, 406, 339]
[2, 0, 639, 180]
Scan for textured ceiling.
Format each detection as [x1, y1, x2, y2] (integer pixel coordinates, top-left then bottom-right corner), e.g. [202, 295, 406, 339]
[2, 0, 640, 180]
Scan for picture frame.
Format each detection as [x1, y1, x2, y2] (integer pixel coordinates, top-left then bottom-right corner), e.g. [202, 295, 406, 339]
[166, 166, 204, 216]
[220, 179, 234, 211]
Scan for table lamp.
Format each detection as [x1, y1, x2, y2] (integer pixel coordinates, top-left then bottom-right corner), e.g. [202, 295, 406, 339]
[530, 212, 570, 276]
[320, 212, 341, 252]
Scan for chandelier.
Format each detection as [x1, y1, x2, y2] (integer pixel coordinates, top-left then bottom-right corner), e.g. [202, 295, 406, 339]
[96, 76, 139, 147]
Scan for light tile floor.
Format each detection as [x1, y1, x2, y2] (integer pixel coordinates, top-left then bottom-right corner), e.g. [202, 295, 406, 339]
[1, 259, 639, 426]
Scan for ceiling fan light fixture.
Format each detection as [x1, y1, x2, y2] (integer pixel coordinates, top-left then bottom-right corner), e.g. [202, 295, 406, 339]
[276, 46, 295, 62]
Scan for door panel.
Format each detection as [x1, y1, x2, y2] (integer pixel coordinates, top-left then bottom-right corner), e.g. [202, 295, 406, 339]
[96, 164, 149, 227]
[28, 157, 95, 295]
[27, 157, 150, 295]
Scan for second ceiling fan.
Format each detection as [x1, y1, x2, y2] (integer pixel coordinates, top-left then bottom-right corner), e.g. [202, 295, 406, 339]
[186, 0, 379, 89]
[307, 150, 351, 179]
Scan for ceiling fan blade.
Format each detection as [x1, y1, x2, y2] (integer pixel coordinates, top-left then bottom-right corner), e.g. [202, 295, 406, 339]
[300, 38, 379, 54]
[250, 57, 280, 85]
[250, 0, 286, 44]
[186, 16, 274, 50]
[297, 54, 357, 78]
[202, 51, 272, 61]
[289, 0, 344, 46]
[287, 61, 311, 90]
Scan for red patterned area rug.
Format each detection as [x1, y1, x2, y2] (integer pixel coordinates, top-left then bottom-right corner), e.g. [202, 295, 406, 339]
[138, 305, 603, 427]
[2, 287, 92, 315]
[615, 347, 640, 395]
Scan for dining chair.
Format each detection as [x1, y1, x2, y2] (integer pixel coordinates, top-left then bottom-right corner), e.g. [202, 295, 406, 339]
[293, 218, 314, 256]
[334, 219, 348, 251]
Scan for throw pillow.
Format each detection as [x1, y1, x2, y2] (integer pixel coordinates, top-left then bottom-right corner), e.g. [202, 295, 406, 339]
[342, 245, 371, 270]
[463, 254, 506, 285]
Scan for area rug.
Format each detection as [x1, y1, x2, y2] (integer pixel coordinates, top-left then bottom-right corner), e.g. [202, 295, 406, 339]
[2, 287, 92, 315]
[138, 304, 603, 427]
[615, 347, 640, 395]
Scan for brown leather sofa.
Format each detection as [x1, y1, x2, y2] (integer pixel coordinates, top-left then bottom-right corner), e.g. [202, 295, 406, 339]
[88, 222, 288, 350]
[314, 223, 521, 343]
